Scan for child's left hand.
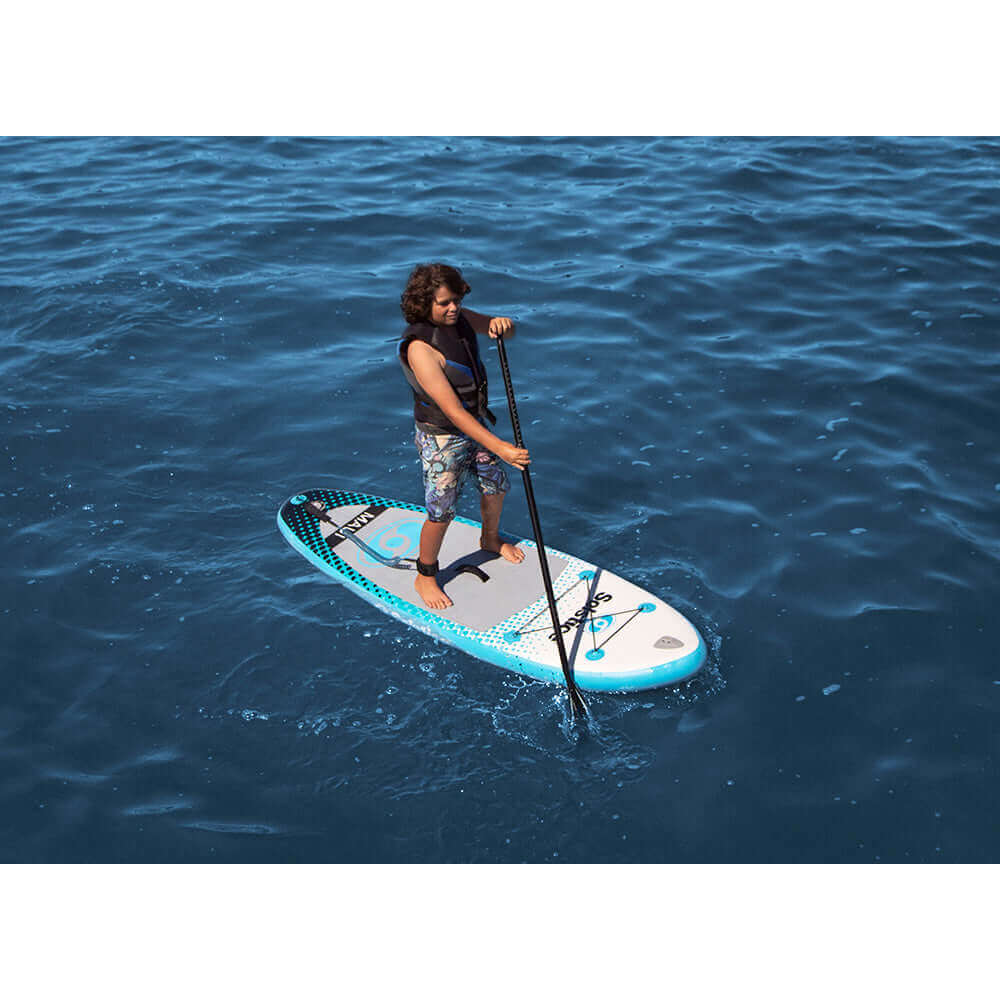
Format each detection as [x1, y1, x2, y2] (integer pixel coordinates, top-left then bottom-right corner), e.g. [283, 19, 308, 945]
[488, 316, 515, 339]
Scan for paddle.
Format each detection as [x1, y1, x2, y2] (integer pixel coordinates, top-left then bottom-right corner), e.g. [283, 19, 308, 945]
[494, 334, 590, 721]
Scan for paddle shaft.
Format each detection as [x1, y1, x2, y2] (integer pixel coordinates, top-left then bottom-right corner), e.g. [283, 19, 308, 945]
[494, 335, 588, 720]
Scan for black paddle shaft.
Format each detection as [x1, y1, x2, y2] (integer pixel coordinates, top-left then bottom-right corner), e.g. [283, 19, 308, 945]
[494, 335, 589, 720]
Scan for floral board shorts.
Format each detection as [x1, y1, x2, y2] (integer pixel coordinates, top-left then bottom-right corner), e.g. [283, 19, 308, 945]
[415, 424, 510, 523]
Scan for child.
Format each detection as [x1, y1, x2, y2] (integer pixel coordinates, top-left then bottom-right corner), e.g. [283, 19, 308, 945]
[399, 263, 530, 610]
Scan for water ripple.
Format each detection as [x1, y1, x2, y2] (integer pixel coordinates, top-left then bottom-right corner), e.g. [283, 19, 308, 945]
[3, 136, 998, 862]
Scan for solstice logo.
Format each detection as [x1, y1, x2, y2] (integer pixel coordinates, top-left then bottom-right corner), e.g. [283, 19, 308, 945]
[588, 615, 614, 633]
[355, 518, 422, 567]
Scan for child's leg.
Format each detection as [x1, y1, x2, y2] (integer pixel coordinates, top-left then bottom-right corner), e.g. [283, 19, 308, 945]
[475, 446, 525, 564]
[479, 491, 525, 563]
[415, 518, 453, 609]
[413, 427, 470, 610]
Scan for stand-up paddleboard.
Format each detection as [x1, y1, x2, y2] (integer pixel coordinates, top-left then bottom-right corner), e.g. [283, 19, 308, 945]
[277, 488, 706, 693]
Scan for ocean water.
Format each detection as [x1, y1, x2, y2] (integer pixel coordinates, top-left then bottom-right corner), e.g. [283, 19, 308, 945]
[2, 135, 997, 863]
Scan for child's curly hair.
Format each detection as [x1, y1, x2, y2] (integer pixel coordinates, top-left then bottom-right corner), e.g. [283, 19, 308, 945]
[400, 263, 472, 325]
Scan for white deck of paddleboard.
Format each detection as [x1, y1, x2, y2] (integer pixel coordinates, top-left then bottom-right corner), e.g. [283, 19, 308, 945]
[278, 493, 705, 691]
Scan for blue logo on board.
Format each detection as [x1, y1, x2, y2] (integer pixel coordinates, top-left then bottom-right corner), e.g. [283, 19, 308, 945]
[355, 518, 422, 567]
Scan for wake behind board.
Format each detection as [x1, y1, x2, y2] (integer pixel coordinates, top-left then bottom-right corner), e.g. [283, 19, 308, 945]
[277, 488, 706, 693]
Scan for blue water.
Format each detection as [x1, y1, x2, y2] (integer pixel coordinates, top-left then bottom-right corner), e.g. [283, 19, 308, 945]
[2, 136, 997, 863]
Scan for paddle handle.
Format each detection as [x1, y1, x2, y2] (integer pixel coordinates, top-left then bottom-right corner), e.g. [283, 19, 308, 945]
[494, 335, 588, 720]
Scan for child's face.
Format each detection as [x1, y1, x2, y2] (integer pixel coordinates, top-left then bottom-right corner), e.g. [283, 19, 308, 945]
[429, 284, 463, 325]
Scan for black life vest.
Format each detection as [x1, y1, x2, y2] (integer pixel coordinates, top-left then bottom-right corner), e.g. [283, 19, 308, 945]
[399, 314, 496, 434]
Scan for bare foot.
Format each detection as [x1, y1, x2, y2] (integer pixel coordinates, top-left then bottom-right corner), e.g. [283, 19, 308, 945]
[481, 535, 526, 564]
[415, 573, 453, 610]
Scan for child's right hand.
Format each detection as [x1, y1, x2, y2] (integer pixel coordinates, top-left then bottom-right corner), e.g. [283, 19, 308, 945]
[496, 442, 530, 470]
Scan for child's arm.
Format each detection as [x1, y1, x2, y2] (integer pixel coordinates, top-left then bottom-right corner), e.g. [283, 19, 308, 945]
[407, 341, 530, 470]
[462, 308, 516, 340]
